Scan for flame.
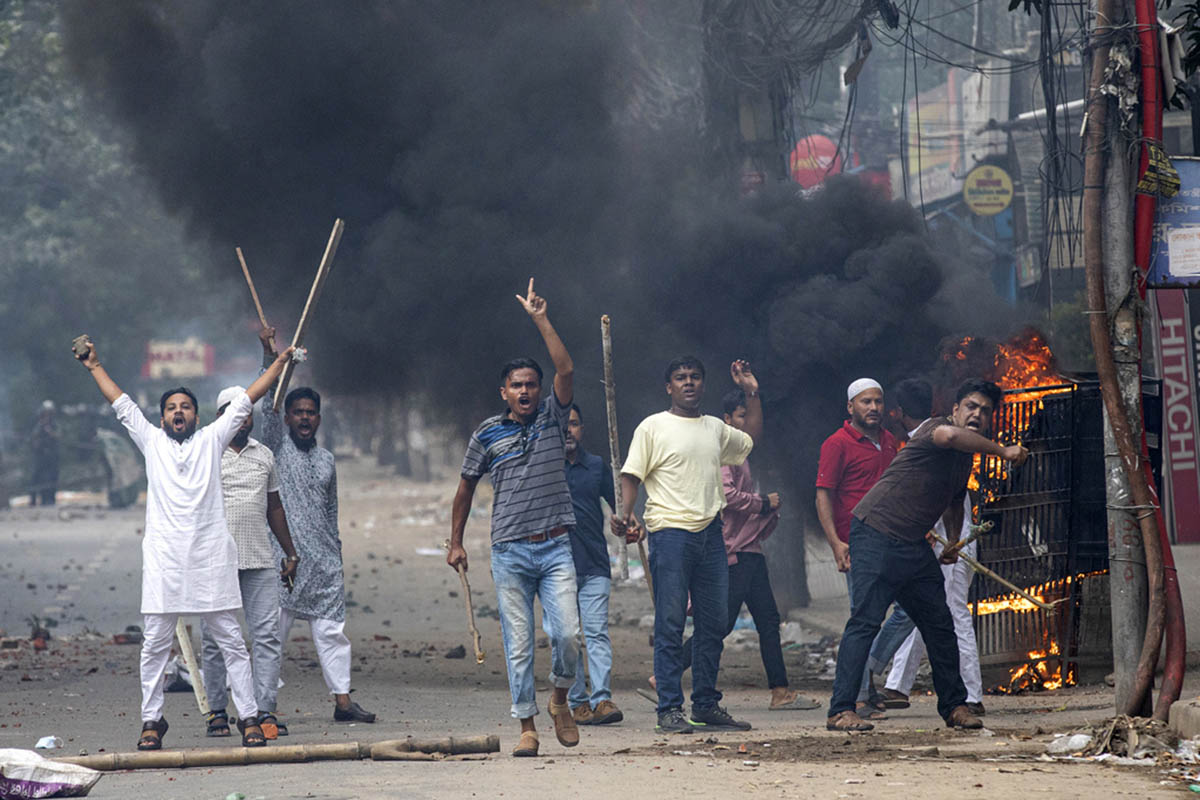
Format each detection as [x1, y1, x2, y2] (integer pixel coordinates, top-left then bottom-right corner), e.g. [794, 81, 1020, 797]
[990, 640, 1078, 694]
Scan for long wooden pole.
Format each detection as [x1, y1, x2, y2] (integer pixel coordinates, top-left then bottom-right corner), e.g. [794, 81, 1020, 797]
[273, 218, 345, 411]
[600, 315, 652, 597]
[174, 619, 210, 716]
[927, 530, 1062, 612]
[53, 736, 500, 771]
[235, 247, 270, 329]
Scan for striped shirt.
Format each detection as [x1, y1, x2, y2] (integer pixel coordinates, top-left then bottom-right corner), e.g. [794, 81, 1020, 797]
[462, 396, 577, 545]
[221, 437, 280, 570]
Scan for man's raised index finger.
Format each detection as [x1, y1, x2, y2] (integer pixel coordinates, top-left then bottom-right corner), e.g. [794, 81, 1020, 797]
[527, 277, 535, 298]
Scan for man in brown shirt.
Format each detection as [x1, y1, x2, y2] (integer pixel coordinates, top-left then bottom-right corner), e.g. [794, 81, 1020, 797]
[826, 379, 1028, 732]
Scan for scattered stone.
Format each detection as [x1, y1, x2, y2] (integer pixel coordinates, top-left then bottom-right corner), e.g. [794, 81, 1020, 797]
[444, 645, 467, 659]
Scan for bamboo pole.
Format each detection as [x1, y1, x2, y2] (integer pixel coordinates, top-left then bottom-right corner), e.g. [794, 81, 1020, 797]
[235, 247, 270, 329]
[174, 619, 210, 716]
[273, 218, 345, 411]
[928, 530, 1063, 612]
[600, 315, 629, 581]
[53, 736, 500, 771]
[600, 316, 652, 597]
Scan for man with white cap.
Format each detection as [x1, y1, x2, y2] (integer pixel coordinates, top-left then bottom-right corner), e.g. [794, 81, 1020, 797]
[74, 335, 295, 750]
[815, 378, 898, 718]
[198, 386, 300, 740]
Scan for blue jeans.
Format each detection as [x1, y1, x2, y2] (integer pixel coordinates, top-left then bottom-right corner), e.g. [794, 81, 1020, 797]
[829, 519, 966, 721]
[569, 575, 613, 709]
[868, 606, 915, 675]
[491, 536, 580, 719]
[649, 519, 728, 714]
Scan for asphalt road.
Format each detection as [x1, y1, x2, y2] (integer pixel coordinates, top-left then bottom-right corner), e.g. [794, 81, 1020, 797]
[0, 460, 1179, 799]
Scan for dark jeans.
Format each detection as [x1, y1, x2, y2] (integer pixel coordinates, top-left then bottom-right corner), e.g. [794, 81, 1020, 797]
[681, 551, 788, 689]
[649, 519, 728, 713]
[829, 518, 966, 721]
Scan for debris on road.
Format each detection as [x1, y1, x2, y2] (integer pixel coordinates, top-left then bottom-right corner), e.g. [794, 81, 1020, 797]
[0, 748, 103, 797]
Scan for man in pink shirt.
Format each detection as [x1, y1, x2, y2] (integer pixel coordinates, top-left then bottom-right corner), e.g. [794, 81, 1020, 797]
[676, 389, 820, 710]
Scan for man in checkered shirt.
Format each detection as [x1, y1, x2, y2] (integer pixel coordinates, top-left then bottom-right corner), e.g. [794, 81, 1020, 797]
[199, 386, 300, 740]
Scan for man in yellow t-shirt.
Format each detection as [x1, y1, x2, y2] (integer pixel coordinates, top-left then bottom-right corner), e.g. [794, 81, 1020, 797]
[613, 356, 761, 734]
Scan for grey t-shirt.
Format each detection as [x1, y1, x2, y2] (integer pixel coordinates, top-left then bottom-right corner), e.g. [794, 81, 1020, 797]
[462, 395, 577, 545]
[852, 417, 974, 542]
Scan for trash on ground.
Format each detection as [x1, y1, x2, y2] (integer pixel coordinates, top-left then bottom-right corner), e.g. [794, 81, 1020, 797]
[33, 737, 63, 750]
[444, 645, 466, 659]
[0, 748, 103, 797]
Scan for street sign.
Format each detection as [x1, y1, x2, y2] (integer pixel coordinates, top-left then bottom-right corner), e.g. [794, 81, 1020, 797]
[1150, 156, 1200, 287]
[963, 164, 1013, 216]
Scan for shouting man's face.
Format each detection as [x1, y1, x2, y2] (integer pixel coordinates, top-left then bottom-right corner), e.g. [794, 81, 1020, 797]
[951, 391, 995, 437]
[285, 398, 321, 450]
[161, 393, 198, 443]
[666, 367, 704, 414]
[501, 367, 542, 422]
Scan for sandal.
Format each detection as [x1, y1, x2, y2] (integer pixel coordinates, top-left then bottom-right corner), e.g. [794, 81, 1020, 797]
[826, 709, 874, 732]
[258, 713, 287, 739]
[137, 717, 168, 750]
[856, 701, 888, 720]
[236, 714, 267, 748]
[205, 709, 231, 737]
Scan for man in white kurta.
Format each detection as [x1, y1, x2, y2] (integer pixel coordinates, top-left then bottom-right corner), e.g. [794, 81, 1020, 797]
[113, 389, 263, 725]
[76, 335, 294, 746]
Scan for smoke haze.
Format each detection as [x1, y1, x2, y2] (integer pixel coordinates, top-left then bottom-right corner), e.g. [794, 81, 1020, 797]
[60, 1, 1010, 492]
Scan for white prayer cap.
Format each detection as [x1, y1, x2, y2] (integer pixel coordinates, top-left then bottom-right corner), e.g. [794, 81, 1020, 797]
[847, 378, 883, 402]
[216, 386, 246, 411]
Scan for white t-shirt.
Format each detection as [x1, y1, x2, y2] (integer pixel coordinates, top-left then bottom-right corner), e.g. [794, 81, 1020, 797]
[621, 411, 753, 533]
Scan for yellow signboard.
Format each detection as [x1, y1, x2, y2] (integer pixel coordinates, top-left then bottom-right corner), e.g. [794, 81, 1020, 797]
[963, 165, 1013, 216]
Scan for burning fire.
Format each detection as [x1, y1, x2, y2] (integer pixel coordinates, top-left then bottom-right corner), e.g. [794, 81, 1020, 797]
[991, 640, 1077, 694]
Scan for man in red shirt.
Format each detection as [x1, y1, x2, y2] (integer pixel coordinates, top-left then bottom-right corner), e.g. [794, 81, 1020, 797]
[815, 378, 898, 715]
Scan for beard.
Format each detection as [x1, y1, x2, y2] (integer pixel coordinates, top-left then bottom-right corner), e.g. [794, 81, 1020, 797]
[164, 420, 197, 443]
[231, 429, 251, 448]
[289, 427, 317, 451]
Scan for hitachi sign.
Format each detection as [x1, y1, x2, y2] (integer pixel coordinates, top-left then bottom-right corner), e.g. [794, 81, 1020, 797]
[1161, 315, 1196, 472]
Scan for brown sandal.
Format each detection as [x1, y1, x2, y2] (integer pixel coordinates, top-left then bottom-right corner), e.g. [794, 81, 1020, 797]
[137, 717, 168, 750]
[826, 709, 874, 732]
[856, 701, 888, 720]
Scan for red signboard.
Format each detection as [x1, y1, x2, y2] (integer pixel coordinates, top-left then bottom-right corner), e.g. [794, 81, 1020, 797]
[1156, 289, 1200, 542]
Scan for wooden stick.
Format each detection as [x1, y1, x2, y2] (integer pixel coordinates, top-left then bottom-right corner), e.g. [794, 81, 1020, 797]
[235, 247, 270, 329]
[174, 618, 210, 716]
[444, 539, 484, 663]
[601, 315, 629, 581]
[929, 530, 1065, 611]
[939, 519, 993, 561]
[273, 218, 345, 411]
[600, 315, 653, 598]
[53, 735, 500, 770]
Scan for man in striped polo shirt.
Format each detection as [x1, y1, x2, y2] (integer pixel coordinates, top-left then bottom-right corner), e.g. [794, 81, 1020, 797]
[447, 278, 581, 758]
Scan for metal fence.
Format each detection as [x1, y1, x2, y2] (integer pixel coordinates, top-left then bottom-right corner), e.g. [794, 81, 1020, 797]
[972, 381, 1111, 667]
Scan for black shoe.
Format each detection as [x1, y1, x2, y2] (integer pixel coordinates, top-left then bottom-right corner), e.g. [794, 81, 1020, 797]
[966, 701, 986, 716]
[334, 701, 376, 723]
[656, 708, 692, 734]
[689, 705, 752, 731]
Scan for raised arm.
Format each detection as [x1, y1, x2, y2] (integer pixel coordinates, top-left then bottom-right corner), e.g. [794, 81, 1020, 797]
[75, 339, 122, 404]
[247, 346, 295, 404]
[932, 425, 1028, 465]
[515, 278, 573, 407]
[730, 360, 763, 444]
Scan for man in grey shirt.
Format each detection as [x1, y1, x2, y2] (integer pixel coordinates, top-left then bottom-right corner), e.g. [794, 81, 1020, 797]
[446, 279, 580, 758]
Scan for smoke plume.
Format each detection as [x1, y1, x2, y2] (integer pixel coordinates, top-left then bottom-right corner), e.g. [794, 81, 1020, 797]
[60, 1, 1007, 496]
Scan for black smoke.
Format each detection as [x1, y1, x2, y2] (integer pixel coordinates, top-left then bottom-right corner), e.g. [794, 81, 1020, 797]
[59, 1, 1006, 498]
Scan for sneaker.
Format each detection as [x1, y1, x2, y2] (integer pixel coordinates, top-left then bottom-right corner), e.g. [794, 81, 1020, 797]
[656, 708, 692, 734]
[333, 701, 376, 723]
[966, 701, 986, 716]
[689, 705, 752, 731]
[591, 700, 624, 725]
[572, 705, 595, 725]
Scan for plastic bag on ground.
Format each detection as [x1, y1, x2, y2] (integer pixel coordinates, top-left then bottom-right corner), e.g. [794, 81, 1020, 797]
[0, 748, 102, 797]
